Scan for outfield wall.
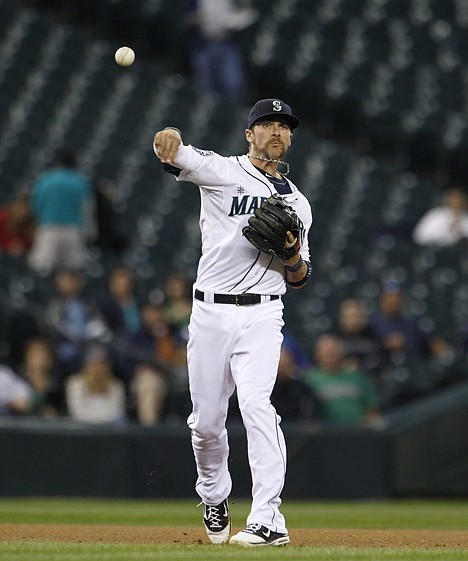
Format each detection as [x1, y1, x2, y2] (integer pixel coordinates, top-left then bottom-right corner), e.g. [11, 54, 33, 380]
[0, 421, 391, 499]
[2, 382, 468, 499]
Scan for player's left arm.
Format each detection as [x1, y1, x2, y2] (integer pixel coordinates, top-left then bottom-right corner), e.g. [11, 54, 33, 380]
[283, 236, 312, 288]
[284, 194, 313, 289]
[283, 238, 311, 288]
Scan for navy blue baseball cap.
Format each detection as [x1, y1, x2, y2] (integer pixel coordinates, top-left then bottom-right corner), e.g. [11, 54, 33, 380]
[247, 98, 300, 130]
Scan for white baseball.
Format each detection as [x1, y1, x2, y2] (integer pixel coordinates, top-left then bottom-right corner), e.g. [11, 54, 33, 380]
[114, 46, 135, 67]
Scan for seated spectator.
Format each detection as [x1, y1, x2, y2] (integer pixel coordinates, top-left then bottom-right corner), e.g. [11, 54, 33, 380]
[337, 297, 387, 376]
[162, 272, 192, 366]
[18, 337, 63, 418]
[304, 333, 380, 427]
[99, 265, 141, 338]
[65, 344, 126, 424]
[369, 280, 453, 364]
[160, 272, 193, 418]
[118, 301, 176, 425]
[45, 268, 111, 376]
[412, 185, 468, 247]
[0, 363, 32, 416]
[271, 347, 317, 423]
[282, 330, 312, 370]
[0, 193, 35, 255]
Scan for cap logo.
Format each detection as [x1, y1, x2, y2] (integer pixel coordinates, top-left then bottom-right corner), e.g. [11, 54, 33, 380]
[247, 98, 299, 129]
[272, 100, 283, 112]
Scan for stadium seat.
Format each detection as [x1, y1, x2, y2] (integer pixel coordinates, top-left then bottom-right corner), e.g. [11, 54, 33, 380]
[1, 0, 468, 412]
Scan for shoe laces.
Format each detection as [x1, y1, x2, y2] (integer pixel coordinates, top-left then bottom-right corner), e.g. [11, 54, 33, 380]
[204, 504, 224, 529]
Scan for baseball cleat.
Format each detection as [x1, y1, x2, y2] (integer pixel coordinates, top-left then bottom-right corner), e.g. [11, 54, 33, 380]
[229, 523, 290, 546]
[203, 499, 231, 544]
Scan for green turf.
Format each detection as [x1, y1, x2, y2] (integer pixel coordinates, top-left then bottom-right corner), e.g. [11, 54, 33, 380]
[0, 498, 467, 529]
[0, 542, 468, 561]
[1, 498, 468, 561]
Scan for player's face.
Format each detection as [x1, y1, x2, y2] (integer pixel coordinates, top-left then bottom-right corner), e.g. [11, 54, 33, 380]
[247, 120, 292, 160]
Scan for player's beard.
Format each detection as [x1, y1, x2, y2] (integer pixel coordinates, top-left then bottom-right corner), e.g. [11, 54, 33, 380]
[254, 139, 287, 161]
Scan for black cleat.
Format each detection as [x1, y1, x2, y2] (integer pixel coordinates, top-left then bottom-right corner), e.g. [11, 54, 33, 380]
[203, 499, 231, 544]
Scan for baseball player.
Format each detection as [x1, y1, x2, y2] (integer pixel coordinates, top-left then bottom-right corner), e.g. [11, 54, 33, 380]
[153, 99, 313, 547]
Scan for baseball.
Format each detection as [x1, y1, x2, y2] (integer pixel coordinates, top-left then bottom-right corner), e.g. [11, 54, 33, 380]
[114, 46, 135, 67]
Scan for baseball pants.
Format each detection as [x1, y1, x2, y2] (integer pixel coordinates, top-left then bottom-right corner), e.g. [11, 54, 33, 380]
[187, 297, 287, 533]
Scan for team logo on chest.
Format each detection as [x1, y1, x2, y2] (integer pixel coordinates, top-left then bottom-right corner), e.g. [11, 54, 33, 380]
[236, 185, 246, 195]
[229, 194, 268, 216]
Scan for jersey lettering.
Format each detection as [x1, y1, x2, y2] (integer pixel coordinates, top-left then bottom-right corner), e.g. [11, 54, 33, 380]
[229, 195, 267, 217]
[247, 197, 261, 214]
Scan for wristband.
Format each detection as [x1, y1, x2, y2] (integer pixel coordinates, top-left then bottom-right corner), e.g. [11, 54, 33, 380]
[284, 257, 304, 272]
[286, 261, 312, 287]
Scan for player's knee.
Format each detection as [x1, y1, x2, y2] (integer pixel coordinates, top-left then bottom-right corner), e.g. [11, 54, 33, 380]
[189, 414, 226, 442]
[192, 426, 225, 444]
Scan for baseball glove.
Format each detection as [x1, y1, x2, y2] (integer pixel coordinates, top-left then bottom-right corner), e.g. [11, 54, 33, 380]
[243, 194, 300, 260]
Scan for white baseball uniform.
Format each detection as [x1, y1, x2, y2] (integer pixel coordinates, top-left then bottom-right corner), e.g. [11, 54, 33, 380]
[157, 142, 312, 534]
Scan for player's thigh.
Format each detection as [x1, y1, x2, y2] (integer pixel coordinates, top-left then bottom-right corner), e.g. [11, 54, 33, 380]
[233, 301, 284, 399]
[187, 301, 236, 403]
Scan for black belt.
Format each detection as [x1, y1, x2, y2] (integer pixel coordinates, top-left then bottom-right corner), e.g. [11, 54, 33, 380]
[194, 289, 279, 306]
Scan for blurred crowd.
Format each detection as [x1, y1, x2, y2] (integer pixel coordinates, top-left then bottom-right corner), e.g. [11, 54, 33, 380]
[1, 1, 467, 431]
[0, 252, 466, 428]
[1, 153, 468, 429]
[0, 265, 193, 426]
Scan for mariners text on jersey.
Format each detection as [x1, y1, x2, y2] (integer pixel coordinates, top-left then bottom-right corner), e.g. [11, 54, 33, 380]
[229, 195, 268, 216]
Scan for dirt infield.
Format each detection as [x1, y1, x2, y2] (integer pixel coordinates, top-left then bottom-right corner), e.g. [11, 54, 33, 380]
[1, 525, 468, 548]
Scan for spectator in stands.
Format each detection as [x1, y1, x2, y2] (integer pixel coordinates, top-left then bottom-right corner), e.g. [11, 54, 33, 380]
[369, 280, 453, 363]
[304, 333, 380, 427]
[18, 337, 63, 418]
[99, 265, 142, 339]
[183, 0, 257, 102]
[0, 193, 35, 255]
[119, 301, 176, 425]
[65, 344, 126, 424]
[45, 268, 111, 377]
[0, 363, 32, 416]
[282, 331, 312, 370]
[412, 185, 468, 247]
[160, 273, 196, 419]
[271, 347, 317, 423]
[28, 150, 93, 274]
[337, 297, 387, 376]
[162, 272, 192, 365]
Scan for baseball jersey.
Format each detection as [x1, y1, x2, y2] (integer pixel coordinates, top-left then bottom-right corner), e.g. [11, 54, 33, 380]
[163, 144, 313, 295]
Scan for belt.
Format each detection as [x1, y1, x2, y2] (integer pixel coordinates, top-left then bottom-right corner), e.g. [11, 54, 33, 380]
[194, 289, 279, 306]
